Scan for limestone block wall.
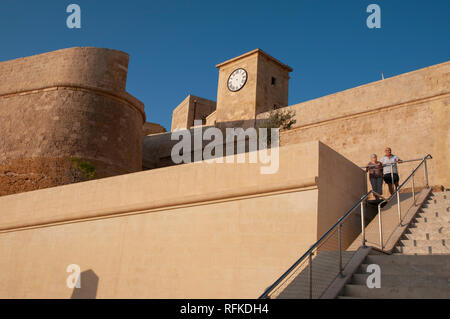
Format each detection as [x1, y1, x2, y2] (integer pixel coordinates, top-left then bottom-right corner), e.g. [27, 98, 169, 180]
[258, 61, 450, 189]
[0, 141, 365, 298]
[143, 122, 166, 136]
[255, 52, 290, 113]
[205, 110, 217, 126]
[171, 95, 216, 131]
[0, 47, 145, 196]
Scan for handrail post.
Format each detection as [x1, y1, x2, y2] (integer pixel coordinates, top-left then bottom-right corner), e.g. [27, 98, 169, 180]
[424, 158, 429, 188]
[396, 191, 402, 225]
[360, 200, 366, 247]
[412, 173, 416, 205]
[338, 223, 343, 276]
[308, 253, 313, 299]
[378, 204, 383, 249]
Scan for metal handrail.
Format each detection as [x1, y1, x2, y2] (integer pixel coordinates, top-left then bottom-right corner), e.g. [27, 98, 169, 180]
[359, 158, 426, 172]
[259, 154, 432, 299]
[375, 154, 432, 248]
[259, 190, 373, 299]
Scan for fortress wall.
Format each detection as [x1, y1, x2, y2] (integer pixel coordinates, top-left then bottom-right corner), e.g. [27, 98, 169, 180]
[171, 95, 216, 131]
[0, 48, 145, 196]
[0, 141, 365, 298]
[0, 47, 130, 96]
[262, 61, 450, 189]
[171, 95, 192, 131]
[143, 122, 166, 136]
[281, 61, 449, 128]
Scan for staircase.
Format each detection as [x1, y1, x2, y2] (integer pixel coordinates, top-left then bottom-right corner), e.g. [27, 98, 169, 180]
[395, 191, 449, 254]
[337, 191, 450, 299]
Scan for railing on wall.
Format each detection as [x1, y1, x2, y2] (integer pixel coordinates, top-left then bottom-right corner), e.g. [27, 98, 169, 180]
[371, 155, 432, 249]
[259, 154, 432, 299]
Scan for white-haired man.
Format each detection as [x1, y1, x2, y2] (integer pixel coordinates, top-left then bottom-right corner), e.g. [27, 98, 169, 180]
[381, 147, 403, 195]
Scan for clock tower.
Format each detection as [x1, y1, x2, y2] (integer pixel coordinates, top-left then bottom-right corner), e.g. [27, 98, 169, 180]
[214, 49, 293, 129]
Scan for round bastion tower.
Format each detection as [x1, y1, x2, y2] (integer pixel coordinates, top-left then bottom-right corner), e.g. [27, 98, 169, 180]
[0, 47, 145, 196]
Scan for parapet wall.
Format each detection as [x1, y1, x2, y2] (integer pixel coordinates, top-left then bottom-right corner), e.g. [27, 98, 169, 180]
[0, 141, 365, 298]
[0, 47, 145, 196]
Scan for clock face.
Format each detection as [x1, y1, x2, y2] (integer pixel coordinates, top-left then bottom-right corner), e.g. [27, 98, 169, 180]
[227, 68, 248, 92]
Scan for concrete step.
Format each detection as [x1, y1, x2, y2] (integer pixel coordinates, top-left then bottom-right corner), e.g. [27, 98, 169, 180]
[420, 206, 450, 214]
[423, 195, 449, 202]
[430, 190, 449, 195]
[394, 245, 450, 254]
[425, 193, 449, 202]
[428, 191, 449, 197]
[358, 263, 449, 276]
[399, 239, 448, 248]
[421, 201, 450, 209]
[340, 284, 450, 299]
[421, 200, 450, 207]
[417, 210, 450, 218]
[402, 230, 449, 241]
[414, 215, 450, 225]
[365, 254, 450, 266]
[406, 224, 449, 235]
[414, 215, 450, 224]
[423, 195, 450, 201]
[350, 273, 450, 289]
[408, 222, 450, 232]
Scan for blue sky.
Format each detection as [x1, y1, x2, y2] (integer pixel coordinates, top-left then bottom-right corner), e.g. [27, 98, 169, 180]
[1, 0, 449, 130]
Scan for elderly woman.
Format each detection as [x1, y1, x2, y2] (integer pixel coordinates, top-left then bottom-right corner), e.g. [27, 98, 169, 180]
[366, 154, 383, 198]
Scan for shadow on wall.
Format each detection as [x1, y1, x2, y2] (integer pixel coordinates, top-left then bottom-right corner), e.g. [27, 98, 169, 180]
[71, 269, 99, 299]
[142, 118, 289, 170]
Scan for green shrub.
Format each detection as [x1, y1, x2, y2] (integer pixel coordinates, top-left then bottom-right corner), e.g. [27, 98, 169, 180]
[70, 157, 96, 180]
[256, 108, 297, 145]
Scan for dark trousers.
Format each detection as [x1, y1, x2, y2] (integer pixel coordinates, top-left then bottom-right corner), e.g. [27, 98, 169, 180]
[370, 176, 383, 196]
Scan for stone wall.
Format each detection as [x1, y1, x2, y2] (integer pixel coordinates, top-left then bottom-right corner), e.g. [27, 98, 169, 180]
[0, 47, 145, 196]
[258, 61, 450, 189]
[171, 95, 216, 131]
[0, 141, 366, 298]
[143, 122, 166, 136]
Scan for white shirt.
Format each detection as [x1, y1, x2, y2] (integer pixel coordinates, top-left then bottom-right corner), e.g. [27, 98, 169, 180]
[381, 155, 399, 174]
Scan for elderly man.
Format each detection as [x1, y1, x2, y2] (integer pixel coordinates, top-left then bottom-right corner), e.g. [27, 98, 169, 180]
[381, 147, 403, 195]
[366, 154, 383, 198]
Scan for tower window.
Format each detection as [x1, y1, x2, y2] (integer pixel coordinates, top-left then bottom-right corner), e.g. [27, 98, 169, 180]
[271, 77, 276, 86]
